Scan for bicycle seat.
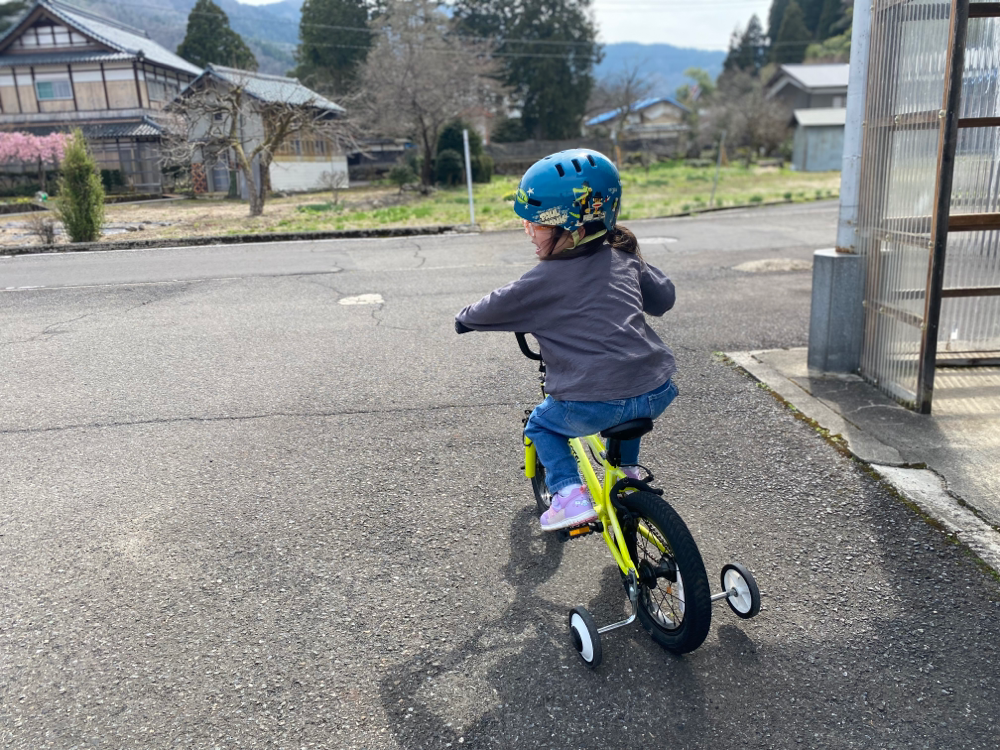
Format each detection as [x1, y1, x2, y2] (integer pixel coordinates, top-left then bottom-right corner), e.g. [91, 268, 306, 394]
[600, 418, 653, 442]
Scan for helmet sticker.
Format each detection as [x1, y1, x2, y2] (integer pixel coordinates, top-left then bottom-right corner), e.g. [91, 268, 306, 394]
[515, 188, 529, 205]
[535, 207, 568, 224]
[571, 184, 606, 224]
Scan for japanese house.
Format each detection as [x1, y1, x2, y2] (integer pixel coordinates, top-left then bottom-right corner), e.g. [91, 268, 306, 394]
[0, 0, 201, 194]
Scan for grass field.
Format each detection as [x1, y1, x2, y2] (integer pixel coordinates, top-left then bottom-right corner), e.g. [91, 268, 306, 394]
[268, 161, 841, 234]
[0, 161, 842, 246]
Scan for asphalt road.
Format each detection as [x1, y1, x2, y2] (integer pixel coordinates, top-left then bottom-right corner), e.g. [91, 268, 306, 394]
[2, 202, 998, 749]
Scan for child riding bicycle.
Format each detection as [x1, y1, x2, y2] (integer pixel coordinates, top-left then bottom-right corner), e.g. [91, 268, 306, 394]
[455, 149, 678, 532]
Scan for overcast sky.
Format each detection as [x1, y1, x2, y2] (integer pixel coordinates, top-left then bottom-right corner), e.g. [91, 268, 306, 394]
[235, 0, 772, 51]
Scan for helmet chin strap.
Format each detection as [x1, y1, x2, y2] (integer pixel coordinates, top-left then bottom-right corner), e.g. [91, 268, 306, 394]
[569, 227, 607, 250]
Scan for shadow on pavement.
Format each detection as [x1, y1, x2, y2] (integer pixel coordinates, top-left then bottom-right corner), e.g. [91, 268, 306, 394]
[376, 481, 1000, 749]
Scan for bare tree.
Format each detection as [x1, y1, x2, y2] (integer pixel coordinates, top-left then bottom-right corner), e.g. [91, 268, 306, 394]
[160, 67, 360, 217]
[586, 64, 655, 157]
[357, 0, 503, 189]
[699, 70, 789, 164]
[320, 169, 349, 206]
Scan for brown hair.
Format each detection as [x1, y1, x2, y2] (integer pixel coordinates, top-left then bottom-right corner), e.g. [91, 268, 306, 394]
[608, 225, 640, 255]
[540, 223, 641, 258]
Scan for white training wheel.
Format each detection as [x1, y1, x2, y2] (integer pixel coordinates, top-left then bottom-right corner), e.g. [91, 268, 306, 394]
[721, 563, 761, 619]
[568, 606, 602, 668]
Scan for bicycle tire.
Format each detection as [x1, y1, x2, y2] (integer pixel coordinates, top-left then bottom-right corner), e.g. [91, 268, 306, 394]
[530, 455, 551, 515]
[619, 491, 711, 654]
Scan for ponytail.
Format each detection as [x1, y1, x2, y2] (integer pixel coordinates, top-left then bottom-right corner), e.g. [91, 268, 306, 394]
[608, 225, 640, 256]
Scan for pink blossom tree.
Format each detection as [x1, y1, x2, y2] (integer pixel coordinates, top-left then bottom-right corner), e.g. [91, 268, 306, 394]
[0, 132, 71, 193]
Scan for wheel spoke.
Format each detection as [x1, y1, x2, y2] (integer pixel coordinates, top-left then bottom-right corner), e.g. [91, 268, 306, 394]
[633, 514, 685, 631]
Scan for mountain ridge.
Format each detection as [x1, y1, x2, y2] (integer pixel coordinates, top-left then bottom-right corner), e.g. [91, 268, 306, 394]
[61, 0, 725, 95]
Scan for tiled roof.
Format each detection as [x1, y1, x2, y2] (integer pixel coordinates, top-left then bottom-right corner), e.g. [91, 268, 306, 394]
[0, 50, 131, 67]
[0, 1, 202, 76]
[12, 116, 163, 138]
[81, 117, 162, 139]
[199, 65, 346, 114]
[585, 96, 689, 127]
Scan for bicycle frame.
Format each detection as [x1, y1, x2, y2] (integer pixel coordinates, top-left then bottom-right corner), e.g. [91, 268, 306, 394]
[526, 436, 662, 577]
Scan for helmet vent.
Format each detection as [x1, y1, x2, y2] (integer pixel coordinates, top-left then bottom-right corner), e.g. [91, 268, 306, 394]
[571, 159, 582, 173]
[555, 163, 565, 177]
[527, 198, 542, 206]
[586, 154, 596, 167]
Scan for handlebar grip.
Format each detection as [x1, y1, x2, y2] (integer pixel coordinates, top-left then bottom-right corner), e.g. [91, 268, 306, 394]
[515, 332, 542, 360]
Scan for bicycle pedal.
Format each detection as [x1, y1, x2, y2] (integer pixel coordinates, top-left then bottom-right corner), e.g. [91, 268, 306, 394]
[558, 521, 603, 543]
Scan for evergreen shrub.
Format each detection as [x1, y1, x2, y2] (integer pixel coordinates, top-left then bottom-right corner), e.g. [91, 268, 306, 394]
[56, 130, 105, 242]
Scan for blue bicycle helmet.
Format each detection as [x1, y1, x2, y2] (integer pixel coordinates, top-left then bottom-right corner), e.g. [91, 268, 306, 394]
[512, 149, 622, 233]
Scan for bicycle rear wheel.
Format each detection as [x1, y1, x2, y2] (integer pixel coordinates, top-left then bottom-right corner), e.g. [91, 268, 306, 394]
[530, 455, 551, 515]
[619, 491, 711, 654]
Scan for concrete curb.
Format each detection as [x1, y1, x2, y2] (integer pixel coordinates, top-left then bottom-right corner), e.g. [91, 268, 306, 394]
[0, 197, 840, 258]
[727, 349, 1000, 576]
[0, 224, 465, 257]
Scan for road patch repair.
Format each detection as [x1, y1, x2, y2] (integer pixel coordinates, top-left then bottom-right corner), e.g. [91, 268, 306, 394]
[728, 347, 1000, 576]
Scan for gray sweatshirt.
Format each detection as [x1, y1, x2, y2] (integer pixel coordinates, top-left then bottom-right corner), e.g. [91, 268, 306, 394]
[456, 242, 676, 401]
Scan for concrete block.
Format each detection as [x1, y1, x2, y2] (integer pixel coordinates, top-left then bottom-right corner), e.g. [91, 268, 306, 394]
[808, 248, 865, 373]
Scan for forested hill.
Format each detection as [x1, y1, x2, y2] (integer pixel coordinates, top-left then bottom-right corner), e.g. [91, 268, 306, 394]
[595, 43, 726, 97]
[61, 0, 724, 92]
[65, 0, 303, 73]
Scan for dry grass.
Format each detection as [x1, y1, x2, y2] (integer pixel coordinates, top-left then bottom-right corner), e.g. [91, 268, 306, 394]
[0, 162, 842, 246]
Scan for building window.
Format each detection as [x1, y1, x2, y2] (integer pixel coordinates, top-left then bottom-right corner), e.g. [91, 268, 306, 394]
[147, 79, 180, 102]
[35, 80, 72, 100]
[833, 96, 844, 108]
[293, 139, 302, 155]
[316, 140, 327, 156]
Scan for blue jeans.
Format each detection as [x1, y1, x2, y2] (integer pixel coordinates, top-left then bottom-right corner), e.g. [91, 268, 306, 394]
[524, 379, 678, 495]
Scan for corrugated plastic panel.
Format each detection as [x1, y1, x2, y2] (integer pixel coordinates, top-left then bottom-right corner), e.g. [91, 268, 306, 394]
[944, 13, 1000, 356]
[858, 0, 952, 407]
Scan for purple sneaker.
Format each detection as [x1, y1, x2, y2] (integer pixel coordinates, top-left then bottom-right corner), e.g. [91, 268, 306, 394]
[540, 486, 597, 531]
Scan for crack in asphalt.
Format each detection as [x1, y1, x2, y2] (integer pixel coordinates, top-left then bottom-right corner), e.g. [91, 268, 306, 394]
[297, 276, 344, 295]
[0, 311, 95, 347]
[2, 288, 181, 346]
[0, 401, 527, 436]
[410, 240, 426, 269]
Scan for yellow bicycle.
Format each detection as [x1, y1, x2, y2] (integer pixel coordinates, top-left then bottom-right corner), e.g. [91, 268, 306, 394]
[516, 333, 760, 667]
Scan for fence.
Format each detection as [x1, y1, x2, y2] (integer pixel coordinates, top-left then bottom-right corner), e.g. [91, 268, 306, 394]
[89, 138, 163, 195]
[855, 0, 1000, 413]
[485, 138, 615, 174]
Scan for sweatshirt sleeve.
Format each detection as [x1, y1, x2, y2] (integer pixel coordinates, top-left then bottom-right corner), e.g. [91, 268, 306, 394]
[639, 261, 676, 316]
[455, 275, 539, 332]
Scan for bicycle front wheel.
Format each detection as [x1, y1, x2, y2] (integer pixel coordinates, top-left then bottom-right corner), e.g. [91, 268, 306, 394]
[619, 491, 711, 654]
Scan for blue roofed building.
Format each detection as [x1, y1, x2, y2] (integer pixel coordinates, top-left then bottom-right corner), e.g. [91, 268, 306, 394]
[583, 96, 690, 155]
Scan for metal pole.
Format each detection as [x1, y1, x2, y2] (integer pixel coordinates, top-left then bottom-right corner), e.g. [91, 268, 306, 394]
[917, 0, 970, 414]
[462, 128, 475, 227]
[835, 0, 873, 253]
[709, 130, 726, 208]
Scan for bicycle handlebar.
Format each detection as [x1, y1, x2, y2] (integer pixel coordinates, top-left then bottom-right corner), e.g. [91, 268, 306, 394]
[515, 332, 542, 361]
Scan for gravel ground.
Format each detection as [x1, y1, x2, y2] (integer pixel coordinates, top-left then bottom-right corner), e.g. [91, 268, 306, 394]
[1, 203, 998, 748]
